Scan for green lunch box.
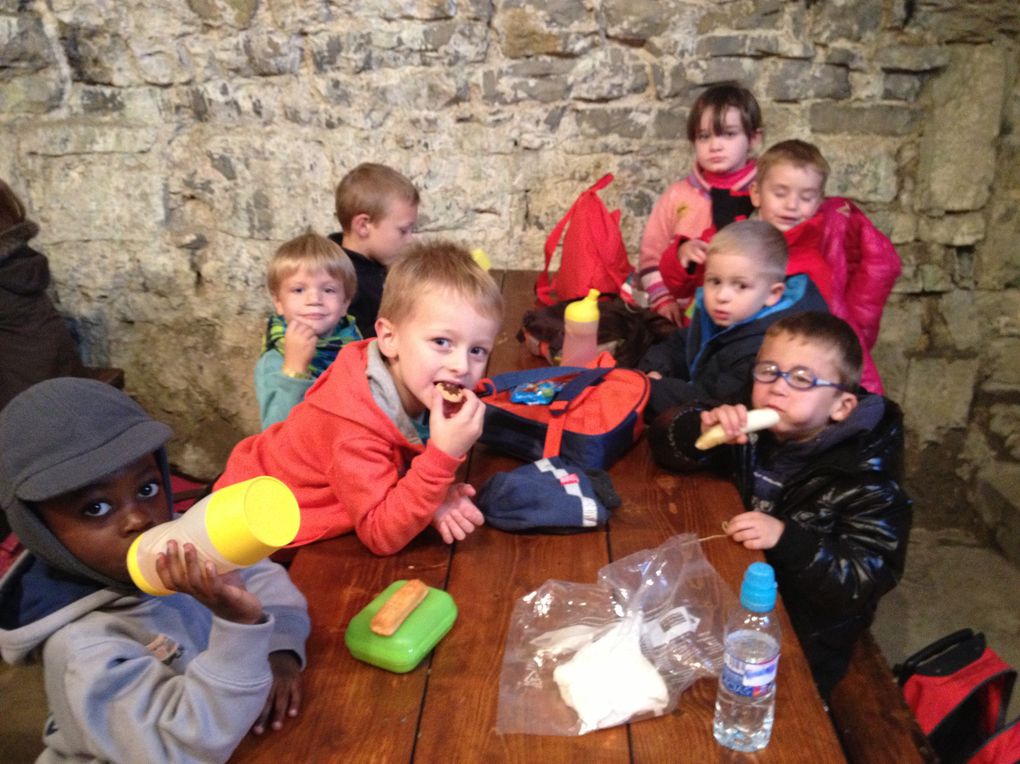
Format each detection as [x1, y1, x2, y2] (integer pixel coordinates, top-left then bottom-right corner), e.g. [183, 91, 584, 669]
[344, 580, 458, 673]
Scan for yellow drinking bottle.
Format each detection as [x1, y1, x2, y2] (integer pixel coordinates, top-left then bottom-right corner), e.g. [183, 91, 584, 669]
[127, 476, 300, 596]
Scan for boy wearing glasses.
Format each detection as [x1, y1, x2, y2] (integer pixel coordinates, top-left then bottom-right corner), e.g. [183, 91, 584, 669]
[648, 311, 912, 699]
[639, 219, 827, 419]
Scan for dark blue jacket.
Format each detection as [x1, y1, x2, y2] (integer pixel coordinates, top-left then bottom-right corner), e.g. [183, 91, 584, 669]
[328, 232, 386, 338]
[639, 274, 828, 419]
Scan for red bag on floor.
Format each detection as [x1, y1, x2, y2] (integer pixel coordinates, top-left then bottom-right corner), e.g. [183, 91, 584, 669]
[896, 629, 1020, 763]
[536, 174, 633, 306]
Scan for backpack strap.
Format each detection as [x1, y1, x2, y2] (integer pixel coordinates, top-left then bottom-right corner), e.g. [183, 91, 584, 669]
[968, 715, 1020, 764]
[895, 629, 981, 684]
[545, 368, 611, 459]
[536, 174, 615, 305]
[477, 367, 612, 460]
[478, 366, 588, 395]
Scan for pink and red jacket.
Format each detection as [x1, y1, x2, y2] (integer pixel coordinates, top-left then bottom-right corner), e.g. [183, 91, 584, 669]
[660, 198, 901, 393]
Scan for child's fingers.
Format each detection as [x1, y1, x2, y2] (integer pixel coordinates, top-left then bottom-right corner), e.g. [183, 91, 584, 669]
[154, 551, 177, 592]
[455, 393, 485, 429]
[435, 518, 454, 545]
[460, 500, 484, 526]
[161, 541, 188, 589]
[446, 515, 469, 541]
[269, 685, 292, 730]
[285, 678, 302, 718]
[252, 696, 273, 735]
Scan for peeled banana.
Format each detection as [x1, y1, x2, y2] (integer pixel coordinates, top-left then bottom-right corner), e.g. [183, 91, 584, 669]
[695, 408, 780, 450]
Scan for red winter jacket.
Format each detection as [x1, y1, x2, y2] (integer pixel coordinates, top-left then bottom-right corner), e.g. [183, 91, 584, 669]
[660, 198, 901, 393]
[216, 340, 463, 554]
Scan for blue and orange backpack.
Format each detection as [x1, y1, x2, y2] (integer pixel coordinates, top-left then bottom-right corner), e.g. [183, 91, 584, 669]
[477, 358, 649, 471]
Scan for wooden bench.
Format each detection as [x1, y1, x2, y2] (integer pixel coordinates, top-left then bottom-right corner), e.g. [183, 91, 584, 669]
[828, 630, 937, 763]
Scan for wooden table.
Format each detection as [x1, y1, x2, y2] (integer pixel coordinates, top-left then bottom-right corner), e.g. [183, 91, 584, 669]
[232, 271, 845, 763]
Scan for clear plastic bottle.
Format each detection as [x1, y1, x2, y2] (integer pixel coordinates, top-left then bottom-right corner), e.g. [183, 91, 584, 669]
[126, 476, 300, 596]
[560, 288, 600, 366]
[713, 561, 781, 752]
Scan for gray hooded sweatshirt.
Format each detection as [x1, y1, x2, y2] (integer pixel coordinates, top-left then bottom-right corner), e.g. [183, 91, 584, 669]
[0, 378, 310, 763]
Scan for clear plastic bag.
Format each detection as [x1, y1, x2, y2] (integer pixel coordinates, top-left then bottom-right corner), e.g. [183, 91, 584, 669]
[495, 533, 737, 736]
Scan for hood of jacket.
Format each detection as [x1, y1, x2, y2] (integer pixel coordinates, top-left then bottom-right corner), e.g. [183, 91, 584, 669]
[302, 339, 424, 446]
[0, 552, 126, 664]
[0, 379, 174, 589]
[0, 221, 49, 295]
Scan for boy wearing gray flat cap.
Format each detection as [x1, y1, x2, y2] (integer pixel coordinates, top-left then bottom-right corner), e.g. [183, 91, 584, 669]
[0, 378, 309, 763]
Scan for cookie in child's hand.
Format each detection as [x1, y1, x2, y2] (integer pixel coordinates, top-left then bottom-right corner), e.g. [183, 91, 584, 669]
[435, 381, 466, 418]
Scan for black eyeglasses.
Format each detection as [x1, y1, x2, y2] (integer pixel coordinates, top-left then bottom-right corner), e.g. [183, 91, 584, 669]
[752, 361, 848, 391]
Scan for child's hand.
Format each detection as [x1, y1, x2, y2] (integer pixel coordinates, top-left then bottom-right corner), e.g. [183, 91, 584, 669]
[701, 404, 750, 446]
[428, 388, 484, 459]
[647, 370, 663, 380]
[725, 511, 785, 550]
[155, 541, 264, 625]
[432, 483, 484, 544]
[654, 300, 684, 326]
[252, 651, 302, 735]
[281, 320, 318, 377]
[679, 238, 708, 270]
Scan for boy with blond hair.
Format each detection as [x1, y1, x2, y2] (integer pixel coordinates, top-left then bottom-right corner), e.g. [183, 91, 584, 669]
[639, 219, 827, 419]
[662, 139, 901, 393]
[648, 312, 911, 698]
[218, 240, 503, 555]
[257, 232, 361, 429]
[749, 139, 832, 299]
[328, 163, 420, 338]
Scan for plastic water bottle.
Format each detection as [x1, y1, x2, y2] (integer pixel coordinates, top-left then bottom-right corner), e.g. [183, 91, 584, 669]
[713, 561, 781, 752]
[560, 288, 600, 366]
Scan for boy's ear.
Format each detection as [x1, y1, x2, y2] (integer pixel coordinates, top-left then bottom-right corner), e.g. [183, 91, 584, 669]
[763, 281, 785, 307]
[750, 181, 761, 209]
[829, 391, 858, 423]
[270, 293, 284, 316]
[350, 212, 372, 238]
[375, 317, 398, 359]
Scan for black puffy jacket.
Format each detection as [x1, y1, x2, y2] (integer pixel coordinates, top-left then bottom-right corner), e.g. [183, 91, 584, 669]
[648, 394, 913, 697]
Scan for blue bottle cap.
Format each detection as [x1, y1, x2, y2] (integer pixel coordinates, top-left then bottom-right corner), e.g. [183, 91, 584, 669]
[740, 562, 777, 612]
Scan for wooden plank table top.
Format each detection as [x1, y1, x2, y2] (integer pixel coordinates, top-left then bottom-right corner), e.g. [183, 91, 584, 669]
[232, 270, 845, 763]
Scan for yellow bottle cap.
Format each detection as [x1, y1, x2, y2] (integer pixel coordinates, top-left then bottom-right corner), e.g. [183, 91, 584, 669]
[205, 476, 301, 565]
[471, 248, 491, 270]
[564, 289, 600, 323]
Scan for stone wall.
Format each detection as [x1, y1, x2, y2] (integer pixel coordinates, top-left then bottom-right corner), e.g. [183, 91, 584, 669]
[2, 1, 1019, 561]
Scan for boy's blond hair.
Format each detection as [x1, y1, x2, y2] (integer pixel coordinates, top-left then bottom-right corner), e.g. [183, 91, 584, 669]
[334, 163, 420, 229]
[708, 219, 789, 283]
[379, 240, 503, 326]
[756, 139, 831, 192]
[267, 232, 357, 299]
[764, 312, 863, 390]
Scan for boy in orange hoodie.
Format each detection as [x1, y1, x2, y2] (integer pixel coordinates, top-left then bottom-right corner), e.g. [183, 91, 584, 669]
[216, 241, 503, 554]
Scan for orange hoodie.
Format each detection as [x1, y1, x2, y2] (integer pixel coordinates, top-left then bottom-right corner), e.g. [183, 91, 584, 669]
[215, 340, 464, 554]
